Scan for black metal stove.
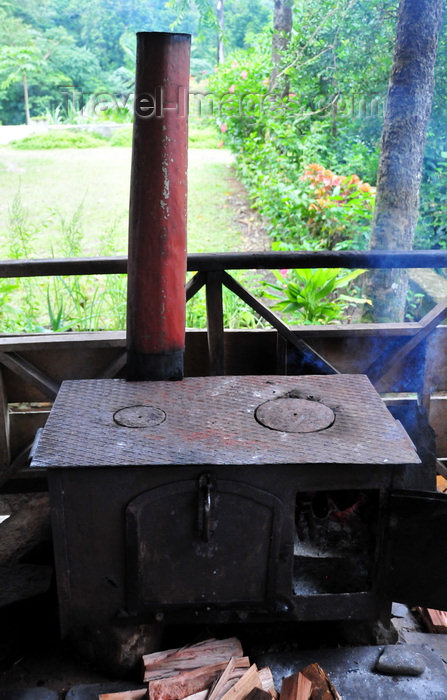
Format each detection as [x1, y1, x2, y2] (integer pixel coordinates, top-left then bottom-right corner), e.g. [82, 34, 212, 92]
[31, 373, 447, 634]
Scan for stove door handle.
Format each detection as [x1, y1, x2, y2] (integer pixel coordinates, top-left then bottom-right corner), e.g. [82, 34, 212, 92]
[198, 473, 214, 542]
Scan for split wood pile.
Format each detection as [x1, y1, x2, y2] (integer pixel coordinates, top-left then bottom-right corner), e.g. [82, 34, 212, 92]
[280, 664, 341, 700]
[98, 638, 341, 700]
[417, 607, 447, 633]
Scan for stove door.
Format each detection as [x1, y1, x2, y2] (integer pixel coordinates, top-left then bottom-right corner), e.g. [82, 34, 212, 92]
[126, 476, 283, 613]
[384, 490, 447, 610]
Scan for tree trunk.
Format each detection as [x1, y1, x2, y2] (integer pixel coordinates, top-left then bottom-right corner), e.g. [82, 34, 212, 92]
[270, 0, 293, 93]
[217, 0, 224, 64]
[23, 72, 31, 125]
[364, 0, 443, 322]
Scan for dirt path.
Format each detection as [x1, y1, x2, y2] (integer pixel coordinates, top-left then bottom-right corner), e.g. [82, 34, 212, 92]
[188, 147, 271, 253]
[224, 170, 271, 252]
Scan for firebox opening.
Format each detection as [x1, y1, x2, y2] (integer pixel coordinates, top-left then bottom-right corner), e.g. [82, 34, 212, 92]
[293, 490, 379, 595]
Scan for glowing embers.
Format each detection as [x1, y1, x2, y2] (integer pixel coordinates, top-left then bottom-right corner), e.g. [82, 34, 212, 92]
[255, 397, 335, 433]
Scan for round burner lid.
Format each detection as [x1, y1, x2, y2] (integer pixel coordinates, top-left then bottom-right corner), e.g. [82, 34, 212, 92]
[255, 397, 335, 433]
[113, 405, 166, 428]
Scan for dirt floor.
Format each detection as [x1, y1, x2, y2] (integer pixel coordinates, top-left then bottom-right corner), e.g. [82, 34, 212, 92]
[0, 589, 446, 698]
[224, 173, 271, 253]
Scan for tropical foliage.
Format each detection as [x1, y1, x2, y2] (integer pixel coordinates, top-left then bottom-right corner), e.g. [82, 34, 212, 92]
[208, 0, 447, 254]
[0, 0, 272, 125]
[263, 267, 369, 324]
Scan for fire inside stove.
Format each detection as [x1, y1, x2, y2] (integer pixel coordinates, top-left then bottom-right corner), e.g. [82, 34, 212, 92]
[294, 490, 379, 595]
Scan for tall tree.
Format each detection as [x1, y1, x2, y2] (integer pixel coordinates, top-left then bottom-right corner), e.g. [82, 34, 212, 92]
[216, 0, 224, 63]
[224, 0, 271, 51]
[270, 0, 293, 92]
[364, 0, 443, 322]
[0, 45, 41, 124]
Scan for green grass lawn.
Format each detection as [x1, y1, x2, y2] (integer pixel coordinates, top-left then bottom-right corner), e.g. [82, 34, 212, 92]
[0, 143, 265, 332]
[0, 145, 241, 258]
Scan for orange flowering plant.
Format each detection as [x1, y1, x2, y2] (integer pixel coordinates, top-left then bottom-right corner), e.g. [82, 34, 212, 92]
[299, 163, 376, 250]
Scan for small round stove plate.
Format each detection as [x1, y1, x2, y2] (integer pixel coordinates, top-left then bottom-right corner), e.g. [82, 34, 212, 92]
[113, 405, 166, 428]
[255, 397, 335, 433]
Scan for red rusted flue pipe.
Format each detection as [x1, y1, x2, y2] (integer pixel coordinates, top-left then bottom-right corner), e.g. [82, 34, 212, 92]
[127, 32, 190, 380]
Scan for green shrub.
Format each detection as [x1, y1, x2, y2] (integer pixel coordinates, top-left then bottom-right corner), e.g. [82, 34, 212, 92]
[415, 146, 447, 250]
[188, 123, 220, 148]
[97, 106, 132, 123]
[207, 41, 272, 151]
[11, 130, 107, 149]
[109, 126, 132, 147]
[105, 123, 221, 149]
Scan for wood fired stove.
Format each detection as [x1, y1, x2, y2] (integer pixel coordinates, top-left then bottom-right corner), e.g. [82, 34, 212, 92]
[31, 373, 447, 635]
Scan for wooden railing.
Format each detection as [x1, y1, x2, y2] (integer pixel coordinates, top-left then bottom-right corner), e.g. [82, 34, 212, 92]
[1, 249, 445, 376]
[0, 248, 445, 277]
[0, 248, 446, 485]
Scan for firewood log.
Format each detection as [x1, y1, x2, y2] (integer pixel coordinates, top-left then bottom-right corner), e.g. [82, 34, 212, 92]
[99, 690, 147, 700]
[417, 607, 447, 633]
[208, 657, 250, 700]
[300, 663, 341, 700]
[258, 667, 277, 698]
[181, 691, 209, 700]
[148, 657, 250, 700]
[217, 664, 262, 700]
[143, 638, 243, 681]
[280, 672, 312, 700]
[245, 689, 273, 700]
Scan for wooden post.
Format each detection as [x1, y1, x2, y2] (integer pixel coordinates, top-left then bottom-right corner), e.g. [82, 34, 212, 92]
[0, 368, 10, 483]
[276, 334, 288, 375]
[206, 270, 225, 375]
[127, 32, 191, 381]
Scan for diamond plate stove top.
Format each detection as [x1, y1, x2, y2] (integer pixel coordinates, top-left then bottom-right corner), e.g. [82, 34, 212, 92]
[32, 374, 419, 468]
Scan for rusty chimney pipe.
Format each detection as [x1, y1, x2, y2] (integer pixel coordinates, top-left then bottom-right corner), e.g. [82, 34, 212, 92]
[127, 32, 190, 381]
